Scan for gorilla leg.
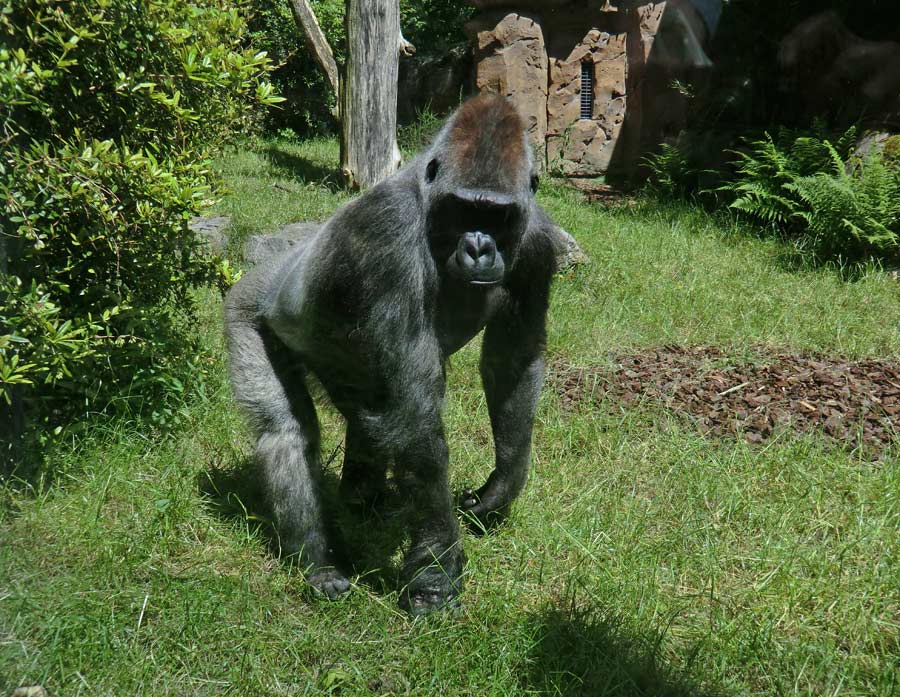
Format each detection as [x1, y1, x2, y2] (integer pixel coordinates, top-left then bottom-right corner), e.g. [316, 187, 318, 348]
[396, 427, 464, 615]
[339, 423, 389, 510]
[225, 306, 349, 598]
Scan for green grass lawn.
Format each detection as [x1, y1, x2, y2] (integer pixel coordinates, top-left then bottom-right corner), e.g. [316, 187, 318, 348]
[2, 137, 898, 696]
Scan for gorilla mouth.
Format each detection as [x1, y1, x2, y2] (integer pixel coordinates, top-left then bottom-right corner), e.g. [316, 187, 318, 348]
[447, 257, 504, 286]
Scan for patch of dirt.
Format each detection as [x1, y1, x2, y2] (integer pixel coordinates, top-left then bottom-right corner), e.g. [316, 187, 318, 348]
[549, 346, 900, 452]
[563, 179, 636, 207]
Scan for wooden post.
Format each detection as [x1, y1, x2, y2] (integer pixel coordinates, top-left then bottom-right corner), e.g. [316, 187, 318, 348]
[341, 0, 402, 189]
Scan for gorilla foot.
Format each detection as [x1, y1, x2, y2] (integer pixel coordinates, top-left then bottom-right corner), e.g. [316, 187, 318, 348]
[399, 586, 461, 616]
[399, 555, 464, 616]
[307, 568, 352, 600]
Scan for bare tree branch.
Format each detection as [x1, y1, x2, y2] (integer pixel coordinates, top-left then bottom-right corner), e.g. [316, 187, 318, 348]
[287, 0, 340, 99]
[400, 28, 416, 57]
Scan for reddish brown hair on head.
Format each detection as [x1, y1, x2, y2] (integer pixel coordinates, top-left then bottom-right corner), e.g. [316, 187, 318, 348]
[447, 94, 526, 188]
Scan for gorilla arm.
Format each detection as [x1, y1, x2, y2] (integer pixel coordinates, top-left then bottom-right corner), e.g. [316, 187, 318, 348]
[462, 222, 555, 525]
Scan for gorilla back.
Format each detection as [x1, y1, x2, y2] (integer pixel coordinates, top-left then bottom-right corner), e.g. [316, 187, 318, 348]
[224, 94, 557, 614]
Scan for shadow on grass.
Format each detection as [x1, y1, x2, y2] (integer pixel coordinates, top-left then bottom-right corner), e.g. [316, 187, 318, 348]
[198, 458, 406, 594]
[524, 607, 722, 697]
[260, 143, 345, 193]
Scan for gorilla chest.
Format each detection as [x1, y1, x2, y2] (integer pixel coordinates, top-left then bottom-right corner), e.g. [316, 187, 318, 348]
[434, 284, 502, 357]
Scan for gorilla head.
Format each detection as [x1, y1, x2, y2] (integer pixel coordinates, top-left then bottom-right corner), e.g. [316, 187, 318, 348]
[422, 94, 539, 287]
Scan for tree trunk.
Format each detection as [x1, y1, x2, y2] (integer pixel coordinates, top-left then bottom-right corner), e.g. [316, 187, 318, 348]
[341, 0, 401, 189]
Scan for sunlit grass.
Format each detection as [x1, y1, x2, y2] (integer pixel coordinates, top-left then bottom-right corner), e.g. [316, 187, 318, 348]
[1, 138, 898, 696]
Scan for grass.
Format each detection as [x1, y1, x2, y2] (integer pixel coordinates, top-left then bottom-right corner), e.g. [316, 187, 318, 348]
[1, 137, 899, 696]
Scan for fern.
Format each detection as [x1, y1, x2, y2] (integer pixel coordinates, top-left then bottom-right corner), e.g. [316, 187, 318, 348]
[787, 149, 900, 257]
[720, 134, 802, 227]
[643, 142, 695, 197]
[720, 127, 900, 261]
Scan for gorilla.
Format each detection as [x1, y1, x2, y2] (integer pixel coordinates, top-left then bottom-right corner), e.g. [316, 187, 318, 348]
[224, 94, 557, 614]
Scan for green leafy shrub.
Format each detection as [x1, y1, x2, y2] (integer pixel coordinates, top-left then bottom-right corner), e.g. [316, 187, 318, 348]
[0, 0, 279, 435]
[718, 128, 900, 261]
[788, 146, 900, 258]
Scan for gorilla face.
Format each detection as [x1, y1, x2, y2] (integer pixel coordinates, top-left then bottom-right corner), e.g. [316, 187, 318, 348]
[431, 188, 524, 286]
[422, 94, 539, 289]
[425, 167, 538, 288]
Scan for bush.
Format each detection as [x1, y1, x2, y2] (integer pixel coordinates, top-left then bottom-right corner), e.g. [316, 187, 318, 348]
[642, 143, 697, 198]
[0, 0, 279, 437]
[718, 128, 900, 262]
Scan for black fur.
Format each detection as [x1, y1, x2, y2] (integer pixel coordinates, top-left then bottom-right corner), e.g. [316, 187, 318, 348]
[224, 94, 557, 614]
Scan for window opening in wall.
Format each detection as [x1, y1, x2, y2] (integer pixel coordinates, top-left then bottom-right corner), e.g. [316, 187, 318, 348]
[580, 62, 594, 120]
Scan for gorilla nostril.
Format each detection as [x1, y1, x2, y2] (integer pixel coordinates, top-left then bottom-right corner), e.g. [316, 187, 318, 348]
[458, 231, 498, 270]
[478, 244, 496, 265]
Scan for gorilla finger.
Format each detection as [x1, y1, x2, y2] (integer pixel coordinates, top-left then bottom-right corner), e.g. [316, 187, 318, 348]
[308, 570, 352, 599]
[459, 487, 479, 509]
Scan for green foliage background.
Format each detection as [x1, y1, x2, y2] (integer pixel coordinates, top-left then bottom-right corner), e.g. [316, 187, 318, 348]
[248, 0, 473, 136]
[0, 0, 280, 440]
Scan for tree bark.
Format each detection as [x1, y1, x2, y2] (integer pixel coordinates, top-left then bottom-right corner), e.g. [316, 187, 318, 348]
[288, 0, 340, 99]
[341, 0, 402, 189]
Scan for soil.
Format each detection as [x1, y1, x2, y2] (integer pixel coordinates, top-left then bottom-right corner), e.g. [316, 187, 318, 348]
[549, 346, 900, 453]
[563, 179, 636, 207]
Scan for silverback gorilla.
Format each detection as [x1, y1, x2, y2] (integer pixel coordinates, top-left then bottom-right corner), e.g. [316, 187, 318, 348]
[224, 94, 557, 614]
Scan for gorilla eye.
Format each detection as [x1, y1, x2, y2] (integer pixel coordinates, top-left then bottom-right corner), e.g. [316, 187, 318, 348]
[530, 173, 540, 193]
[426, 159, 439, 183]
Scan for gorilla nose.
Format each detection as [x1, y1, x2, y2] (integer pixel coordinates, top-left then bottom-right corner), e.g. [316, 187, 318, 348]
[459, 231, 497, 269]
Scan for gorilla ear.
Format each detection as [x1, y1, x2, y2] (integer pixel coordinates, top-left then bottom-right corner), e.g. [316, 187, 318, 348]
[530, 173, 540, 194]
[426, 159, 439, 183]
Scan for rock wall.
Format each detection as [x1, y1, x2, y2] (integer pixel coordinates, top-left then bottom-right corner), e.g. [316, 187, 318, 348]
[545, 8, 628, 176]
[397, 44, 474, 124]
[465, 1, 667, 177]
[466, 12, 548, 149]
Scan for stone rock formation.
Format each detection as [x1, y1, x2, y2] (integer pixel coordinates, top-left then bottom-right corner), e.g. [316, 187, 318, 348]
[465, 1, 667, 177]
[398, 43, 474, 124]
[466, 12, 549, 148]
[243, 222, 321, 266]
[546, 21, 628, 175]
